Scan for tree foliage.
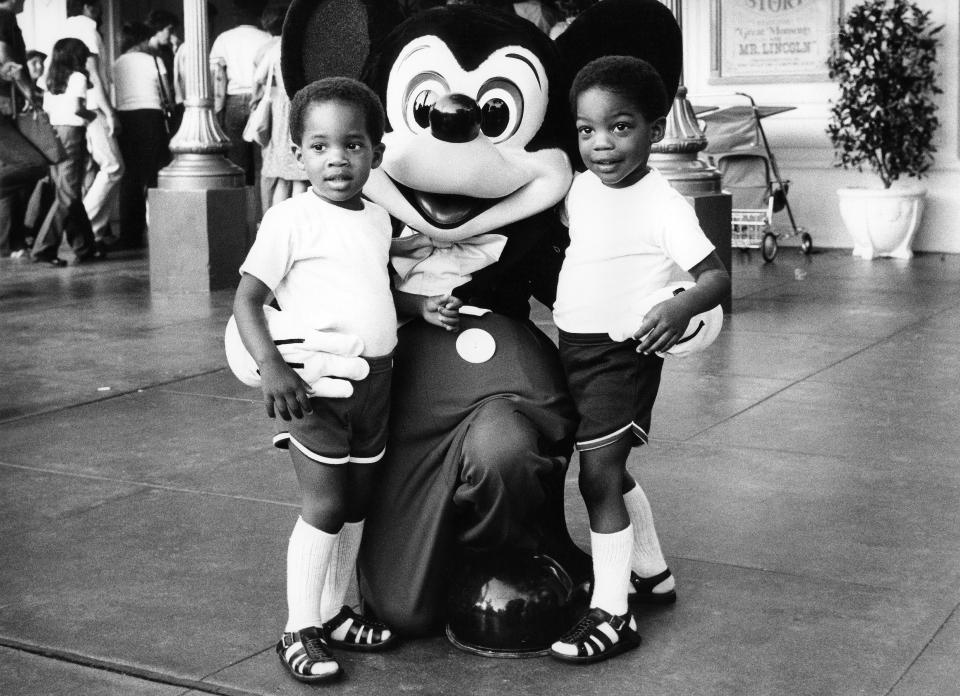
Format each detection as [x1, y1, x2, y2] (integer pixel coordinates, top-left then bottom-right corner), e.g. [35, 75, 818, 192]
[826, 0, 942, 188]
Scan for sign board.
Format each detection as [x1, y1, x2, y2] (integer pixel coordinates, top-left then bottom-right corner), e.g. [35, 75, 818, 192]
[710, 0, 841, 83]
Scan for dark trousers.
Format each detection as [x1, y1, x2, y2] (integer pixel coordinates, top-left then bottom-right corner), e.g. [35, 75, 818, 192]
[0, 186, 29, 256]
[221, 94, 261, 187]
[116, 109, 168, 248]
[32, 125, 95, 261]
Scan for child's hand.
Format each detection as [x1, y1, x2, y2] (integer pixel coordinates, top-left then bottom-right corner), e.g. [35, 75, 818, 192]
[257, 356, 314, 420]
[632, 298, 692, 355]
[421, 294, 463, 332]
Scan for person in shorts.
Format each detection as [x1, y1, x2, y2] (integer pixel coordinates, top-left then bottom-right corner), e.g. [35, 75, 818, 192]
[549, 55, 730, 664]
[232, 76, 459, 684]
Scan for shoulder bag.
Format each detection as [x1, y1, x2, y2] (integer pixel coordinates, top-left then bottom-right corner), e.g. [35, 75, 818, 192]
[242, 58, 274, 148]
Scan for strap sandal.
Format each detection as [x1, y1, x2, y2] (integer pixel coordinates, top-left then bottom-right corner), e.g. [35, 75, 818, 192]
[629, 568, 677, 606]
[276, 626, 342, 684]
[549, 607, 641, 664]
[322, 605, 397, 652]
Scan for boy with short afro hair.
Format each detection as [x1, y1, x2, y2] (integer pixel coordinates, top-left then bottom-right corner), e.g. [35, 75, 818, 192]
[233, 76, 460, 684]
[549, 55, 729, 664]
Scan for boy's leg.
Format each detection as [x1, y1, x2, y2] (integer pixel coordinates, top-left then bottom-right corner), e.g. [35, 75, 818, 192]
[319, 461, 396, 650]
[579, 438, 633, 614]
[320, 459, 373, 621]
[286, 446, 347, 631]
[551, 438, 640, 663]
[278, 447, 345, 683]
[622, 473, 676, 600]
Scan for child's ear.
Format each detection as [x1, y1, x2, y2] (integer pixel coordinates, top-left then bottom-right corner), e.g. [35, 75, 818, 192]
[292, 143, 305, 169]
[650, 116, 667, 144]
[371, 142, 385, 169]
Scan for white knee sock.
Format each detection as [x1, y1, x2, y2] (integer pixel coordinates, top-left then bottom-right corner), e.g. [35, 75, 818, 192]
[284, 517, 337, 633]
[319, 520, 364, 623]
[589, 526, 633, 616]
[623, 483, 675, 593]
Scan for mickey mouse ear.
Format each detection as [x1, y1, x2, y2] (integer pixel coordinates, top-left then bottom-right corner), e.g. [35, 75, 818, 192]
[556, 0, 683, 105]
[280, 0, 404, 98]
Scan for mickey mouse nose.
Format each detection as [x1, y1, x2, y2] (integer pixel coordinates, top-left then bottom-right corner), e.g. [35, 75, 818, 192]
[429, 93, 481, 143]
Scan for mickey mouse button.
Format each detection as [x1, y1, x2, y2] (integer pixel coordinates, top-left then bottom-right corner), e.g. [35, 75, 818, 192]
[456, 328, 496, 363]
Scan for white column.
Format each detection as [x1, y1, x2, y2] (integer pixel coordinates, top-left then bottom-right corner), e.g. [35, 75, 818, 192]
[157, 0, 243, 189]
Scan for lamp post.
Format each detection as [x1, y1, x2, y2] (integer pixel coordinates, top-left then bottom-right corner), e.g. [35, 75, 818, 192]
[157, 0, 243, 189]
[147, 0, 254, 292]
[650, 0, 722, 195]
[654, 0, 731, 311]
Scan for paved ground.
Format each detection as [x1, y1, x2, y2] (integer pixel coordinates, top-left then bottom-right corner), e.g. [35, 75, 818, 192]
[1, 245, 959, 696]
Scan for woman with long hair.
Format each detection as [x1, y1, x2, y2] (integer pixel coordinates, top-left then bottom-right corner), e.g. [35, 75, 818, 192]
[31, 36, 98, 266]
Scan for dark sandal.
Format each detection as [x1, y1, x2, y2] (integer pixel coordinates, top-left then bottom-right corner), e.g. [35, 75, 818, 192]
[322, 605, 397, 652]
[629, 568, 677, 606]
[549, 607, 641, 664]
[276, 626, 342, 684]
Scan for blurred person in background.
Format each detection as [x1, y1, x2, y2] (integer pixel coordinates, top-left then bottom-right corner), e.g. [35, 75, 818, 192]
[250, 3, 308, 213]
[113, 21, 171, 251]
[58, 0, 124, 249]
[210, 0, 272, 188]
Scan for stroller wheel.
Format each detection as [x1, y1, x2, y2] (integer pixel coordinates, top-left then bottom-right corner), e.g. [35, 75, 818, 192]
[800, 232, 813, 255]
[761, 232, 778, 263]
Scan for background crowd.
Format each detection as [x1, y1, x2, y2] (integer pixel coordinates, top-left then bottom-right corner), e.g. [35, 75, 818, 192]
[1, 0, 596, 266]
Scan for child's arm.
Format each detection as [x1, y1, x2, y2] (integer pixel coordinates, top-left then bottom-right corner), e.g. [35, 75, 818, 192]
[393, 289, 462, 332]
[233, 273, 314, 420]
[634, 251, 730, 355]
[75, 96, 97, 123]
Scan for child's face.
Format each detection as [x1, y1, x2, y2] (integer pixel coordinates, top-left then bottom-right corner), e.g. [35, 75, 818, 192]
[293, 100, 384, 210]
[575, 86, 665, 189]
[27, 57, 44, 81]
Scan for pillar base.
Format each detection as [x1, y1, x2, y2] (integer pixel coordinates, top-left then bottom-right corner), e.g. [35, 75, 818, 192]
[147, 187, 257, 293]
[685, 191, 733, 313]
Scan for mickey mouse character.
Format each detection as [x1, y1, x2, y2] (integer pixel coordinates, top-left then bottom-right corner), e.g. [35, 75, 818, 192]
[280, 0, 682, 639]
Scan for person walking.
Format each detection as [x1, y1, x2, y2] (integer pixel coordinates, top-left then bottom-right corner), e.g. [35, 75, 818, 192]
[58, 0, 125, 249]
[0, 0, 38, 257]
[30, 37, 99, 266]
[250, 4, 308, 212]
[210, 0, 272, 187]
[112, 22, 170, 250]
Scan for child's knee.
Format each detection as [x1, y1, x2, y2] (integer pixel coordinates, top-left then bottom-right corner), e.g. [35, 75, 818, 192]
[300, 492, 347, 533]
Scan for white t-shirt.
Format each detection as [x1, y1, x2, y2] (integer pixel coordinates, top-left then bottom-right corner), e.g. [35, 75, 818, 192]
[553, 168, 715, 333]
[239, 191, 398, 357]
[209, 25, 273, 95]
[113, 52, 165, 111]
[57, 14, 106, 110]
[43, 71, 88, 126]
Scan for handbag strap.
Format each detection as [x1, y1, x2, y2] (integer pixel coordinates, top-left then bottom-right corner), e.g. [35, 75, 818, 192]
[153, 55, 172, 111]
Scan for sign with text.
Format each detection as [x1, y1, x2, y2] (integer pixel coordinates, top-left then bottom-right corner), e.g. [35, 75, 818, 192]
[711, 0, 840, 83]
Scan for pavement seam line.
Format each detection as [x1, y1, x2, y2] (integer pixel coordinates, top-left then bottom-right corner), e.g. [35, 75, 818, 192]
[882, 599, 960, 696]
[0, 636, 262, 696]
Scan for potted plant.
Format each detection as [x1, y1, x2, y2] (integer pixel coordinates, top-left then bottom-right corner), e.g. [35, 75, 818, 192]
[826, 0, 942, 259]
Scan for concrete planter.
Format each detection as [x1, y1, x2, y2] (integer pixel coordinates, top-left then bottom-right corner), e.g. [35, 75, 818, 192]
[836, 185, 926, 259]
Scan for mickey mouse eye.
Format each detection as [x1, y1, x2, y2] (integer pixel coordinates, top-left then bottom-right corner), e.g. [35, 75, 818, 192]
[403, 72, 449, 134]
[413, 90, 437, 129]
[478, 79, 523, 143]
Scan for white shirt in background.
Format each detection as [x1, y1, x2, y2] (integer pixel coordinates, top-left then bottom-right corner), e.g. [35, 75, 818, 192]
[113, 52, 165, 111]
[43, 71, 88, 126]
[209, 24, 272, 95]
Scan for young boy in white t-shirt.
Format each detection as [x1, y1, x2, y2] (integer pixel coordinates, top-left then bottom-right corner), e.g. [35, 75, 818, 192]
[549, 56, 730, 664]
[232, 77, 459, 684]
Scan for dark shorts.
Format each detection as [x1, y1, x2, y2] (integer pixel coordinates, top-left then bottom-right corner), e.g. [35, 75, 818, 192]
[273, 354, 392, 464]
[558, 331, 663, 451]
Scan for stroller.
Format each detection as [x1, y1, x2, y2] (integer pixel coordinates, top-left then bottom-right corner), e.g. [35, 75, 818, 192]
[700, 93, 812, 262]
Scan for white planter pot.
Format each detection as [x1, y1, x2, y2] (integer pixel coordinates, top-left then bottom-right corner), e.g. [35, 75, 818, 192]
[836, 185, 926, 259]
